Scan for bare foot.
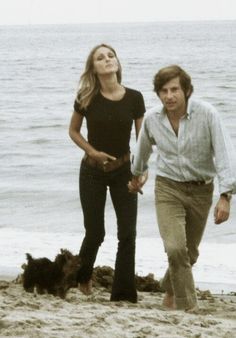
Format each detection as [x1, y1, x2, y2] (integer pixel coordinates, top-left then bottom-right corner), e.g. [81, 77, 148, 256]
[79, 279, 92, 295]
[162, 292, 176, 310]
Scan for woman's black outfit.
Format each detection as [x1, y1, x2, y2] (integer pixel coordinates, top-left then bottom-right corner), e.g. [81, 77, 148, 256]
[74, 88, 145, 303]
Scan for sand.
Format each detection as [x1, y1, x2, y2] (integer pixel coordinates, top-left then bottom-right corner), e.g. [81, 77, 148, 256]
[0, 277, 235, 338]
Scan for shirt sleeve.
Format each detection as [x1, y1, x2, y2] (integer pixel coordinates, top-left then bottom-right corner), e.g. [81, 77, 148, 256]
[73, 99, 86, 116]
[131, 117, 153, 175]
[133, 91, 146, 120]
[208, 107, 236, 194]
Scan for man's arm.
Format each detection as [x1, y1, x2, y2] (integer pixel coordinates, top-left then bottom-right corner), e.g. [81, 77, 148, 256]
[128, 119, 153, 193]
[208, 107, 236, 223]
[131, 118, 153, 175]
[209, 107, 236, 194]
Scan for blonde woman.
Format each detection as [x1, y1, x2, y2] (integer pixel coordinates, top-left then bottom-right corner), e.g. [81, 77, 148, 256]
[69, 44, 145, 303]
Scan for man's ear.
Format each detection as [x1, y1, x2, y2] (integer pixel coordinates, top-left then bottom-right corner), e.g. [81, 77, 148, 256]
[186, 89, 191, 99]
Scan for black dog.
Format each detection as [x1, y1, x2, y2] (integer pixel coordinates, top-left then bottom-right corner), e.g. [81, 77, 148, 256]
[22, 249, 81, 298]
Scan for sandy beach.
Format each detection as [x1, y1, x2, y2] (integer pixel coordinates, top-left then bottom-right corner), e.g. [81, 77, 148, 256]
[0, 274, 235, 338]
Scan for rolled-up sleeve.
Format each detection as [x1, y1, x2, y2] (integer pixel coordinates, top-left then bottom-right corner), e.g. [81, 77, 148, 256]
[131, 118, 153, 175]
[209, 108, 236, 194]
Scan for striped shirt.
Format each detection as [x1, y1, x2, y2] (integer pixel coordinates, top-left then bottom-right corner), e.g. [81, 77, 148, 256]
[131, 98, 236, 194]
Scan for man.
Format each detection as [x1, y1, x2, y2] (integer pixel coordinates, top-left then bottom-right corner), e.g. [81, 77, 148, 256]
[129, 65, 236, 311]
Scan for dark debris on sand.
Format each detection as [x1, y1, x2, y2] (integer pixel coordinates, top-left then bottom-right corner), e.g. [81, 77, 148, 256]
[14, 260, 217, 298]
[92, 266, 216, 299]
[92, 266, 164, 292]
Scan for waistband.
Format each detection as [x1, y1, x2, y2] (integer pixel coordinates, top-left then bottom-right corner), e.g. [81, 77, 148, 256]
[156, 176, 213, 186]
[83, 152, 130, 172]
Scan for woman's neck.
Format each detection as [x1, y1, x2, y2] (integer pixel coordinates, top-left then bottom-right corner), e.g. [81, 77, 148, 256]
[99, 74, 120, 93]
[99, 74, 125, 100]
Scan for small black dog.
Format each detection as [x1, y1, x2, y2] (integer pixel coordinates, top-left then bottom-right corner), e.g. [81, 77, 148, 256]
[22, 249, 81, 298]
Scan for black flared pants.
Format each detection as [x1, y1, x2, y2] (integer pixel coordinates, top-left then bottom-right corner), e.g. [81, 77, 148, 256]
[77, 160, 138, 302]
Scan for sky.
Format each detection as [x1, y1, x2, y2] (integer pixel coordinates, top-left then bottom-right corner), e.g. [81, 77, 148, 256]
[0, 0, 235, 25]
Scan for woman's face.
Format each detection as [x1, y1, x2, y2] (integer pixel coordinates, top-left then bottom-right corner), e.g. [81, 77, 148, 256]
[92, 46, 119, 76]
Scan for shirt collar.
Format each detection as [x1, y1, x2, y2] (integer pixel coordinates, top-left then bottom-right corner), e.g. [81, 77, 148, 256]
[186, 98, 194, 119]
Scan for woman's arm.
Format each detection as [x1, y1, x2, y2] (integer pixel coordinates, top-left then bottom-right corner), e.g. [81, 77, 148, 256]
[69, 111, 95, 155]
[69, 111, 116, 162]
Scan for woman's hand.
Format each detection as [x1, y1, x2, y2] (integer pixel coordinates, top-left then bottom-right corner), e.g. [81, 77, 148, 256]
[88, 149, 116, 164]
[128, 171, 148, 194]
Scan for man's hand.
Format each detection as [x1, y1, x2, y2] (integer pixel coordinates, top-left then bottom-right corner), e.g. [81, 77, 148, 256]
[214, 196, 231, 224]
[128, 172, 148, 195]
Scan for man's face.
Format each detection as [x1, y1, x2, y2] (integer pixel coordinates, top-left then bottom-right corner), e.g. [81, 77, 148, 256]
[158, 77, 187, 115]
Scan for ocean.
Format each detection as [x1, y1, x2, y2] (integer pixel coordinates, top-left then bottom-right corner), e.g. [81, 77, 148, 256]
[0, 21, 236, 293]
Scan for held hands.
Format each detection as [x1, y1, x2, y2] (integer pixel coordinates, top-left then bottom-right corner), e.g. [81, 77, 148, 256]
[128, 171, 148, 195]
[214, 196, 230, 224]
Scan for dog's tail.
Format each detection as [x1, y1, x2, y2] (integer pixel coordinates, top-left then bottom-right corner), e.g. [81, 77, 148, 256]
[25, 253, 33, 262]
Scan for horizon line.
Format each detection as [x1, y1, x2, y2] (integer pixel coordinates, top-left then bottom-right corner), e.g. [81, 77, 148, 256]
[1, 18, 236, 26]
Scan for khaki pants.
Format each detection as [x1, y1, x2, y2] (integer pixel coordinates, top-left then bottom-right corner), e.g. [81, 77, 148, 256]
[155, 176, 214, 310]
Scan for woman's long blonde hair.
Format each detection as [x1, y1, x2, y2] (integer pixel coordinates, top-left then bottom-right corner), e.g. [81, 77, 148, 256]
[75, 44, 122, 109]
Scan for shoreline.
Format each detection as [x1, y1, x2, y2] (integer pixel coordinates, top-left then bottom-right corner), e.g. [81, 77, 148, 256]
[1, 228, 236, 295]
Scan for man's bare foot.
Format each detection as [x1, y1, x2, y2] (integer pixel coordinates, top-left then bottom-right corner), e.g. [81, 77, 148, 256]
[79, 279, 92, 295]
[162, 292, 176, 310]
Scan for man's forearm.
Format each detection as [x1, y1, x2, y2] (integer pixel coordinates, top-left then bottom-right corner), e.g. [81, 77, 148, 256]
[131, 123, 153, 175]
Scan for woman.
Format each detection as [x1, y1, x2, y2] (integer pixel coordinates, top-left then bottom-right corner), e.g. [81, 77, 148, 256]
[69, 44, 145, 303]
